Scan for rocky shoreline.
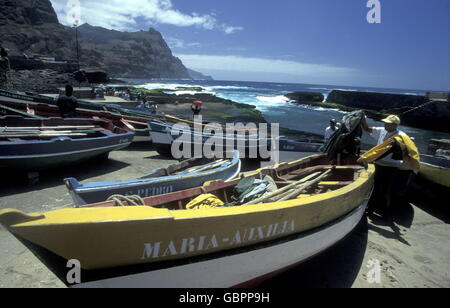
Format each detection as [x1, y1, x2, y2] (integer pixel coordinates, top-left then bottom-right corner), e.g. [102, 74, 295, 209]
[286, 90, 450, 134]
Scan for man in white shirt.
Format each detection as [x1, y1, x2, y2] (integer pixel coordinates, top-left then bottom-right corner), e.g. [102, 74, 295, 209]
[324, 119, 339, 140]
[362, 115, 414, 220]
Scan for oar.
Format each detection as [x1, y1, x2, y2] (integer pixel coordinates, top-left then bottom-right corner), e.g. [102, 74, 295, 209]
[277, 168, 334, 202]
[182, 160, 228, 174]
[180, 159, 226, 174]
[1, 125, 98, 130]
[1, 129, 100, 136]
[244, 171, 323, 205]
[1, 133, 89, 138]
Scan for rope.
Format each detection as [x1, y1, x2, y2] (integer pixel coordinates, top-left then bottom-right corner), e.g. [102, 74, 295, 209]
[107, 195, 145, 207]
[397, 100, 440, 116]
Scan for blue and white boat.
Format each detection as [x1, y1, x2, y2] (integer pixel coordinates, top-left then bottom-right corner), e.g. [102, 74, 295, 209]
[0, 116, 134, 171]
[148, 121, 323, 159]
[64, 150, 242, 206]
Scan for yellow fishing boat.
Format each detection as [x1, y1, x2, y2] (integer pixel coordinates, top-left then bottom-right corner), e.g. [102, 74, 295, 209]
[0, 154, 374, 288]
[419, 154, 450, 188]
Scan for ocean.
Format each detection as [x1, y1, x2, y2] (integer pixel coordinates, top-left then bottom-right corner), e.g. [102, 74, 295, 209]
[123, 78, 450, 153]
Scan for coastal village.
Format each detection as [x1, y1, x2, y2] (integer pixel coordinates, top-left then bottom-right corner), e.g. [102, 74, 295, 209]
[0, 0, 449, 289]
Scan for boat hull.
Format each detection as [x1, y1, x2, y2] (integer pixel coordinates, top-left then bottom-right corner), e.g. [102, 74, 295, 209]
[74, 202, 367, 288]
[0, 117, 134, 170]
[0, 93, 153, 144]
[419, 155, 450, 188]
[148, 121, 322, 160]
[0, 143, 130, 170]
[0, 164, 374, 271]
[0, 155, 374, 287]
[65, 152, 242, 205]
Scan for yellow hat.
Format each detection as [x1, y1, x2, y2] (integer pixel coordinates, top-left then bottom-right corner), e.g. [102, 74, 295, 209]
[382, 115, 401, 125]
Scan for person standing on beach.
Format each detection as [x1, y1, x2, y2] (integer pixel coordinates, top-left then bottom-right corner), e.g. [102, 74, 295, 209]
[0, 46, 11, 90]
[192, 100, 203, 117]
[359, 114, 419, 220]
[57, 85, 78, 118]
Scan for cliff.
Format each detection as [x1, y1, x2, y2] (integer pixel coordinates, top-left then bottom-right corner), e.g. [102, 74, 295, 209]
[76, 24, 190, 79]
[0, 0, 192, 79]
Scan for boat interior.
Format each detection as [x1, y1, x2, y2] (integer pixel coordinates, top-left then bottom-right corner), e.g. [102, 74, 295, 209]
[138, 157, 234, 180]
[0, 101, 150, 131]
[0, 116, 130, 141]
[82, 155, 365, 210]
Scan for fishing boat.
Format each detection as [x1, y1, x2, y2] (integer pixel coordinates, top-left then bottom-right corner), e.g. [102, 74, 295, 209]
[65, 150, 242, 206]
[0, 93, 155, 143]
[418, 139, 450, 188]
[0, 154, 374, 287]
[148, 121, 323, 159]
[0, 116, 134, 170]
[419, 154, 450, 188]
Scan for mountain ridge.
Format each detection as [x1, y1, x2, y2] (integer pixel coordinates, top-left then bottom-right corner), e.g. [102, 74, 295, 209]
[0, 0, 208, 80]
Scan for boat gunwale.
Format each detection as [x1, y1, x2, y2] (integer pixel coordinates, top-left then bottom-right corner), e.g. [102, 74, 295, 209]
[66, 150, 242, 192]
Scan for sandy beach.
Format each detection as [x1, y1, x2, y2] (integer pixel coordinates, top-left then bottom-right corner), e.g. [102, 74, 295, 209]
[0, 144, 448, 288]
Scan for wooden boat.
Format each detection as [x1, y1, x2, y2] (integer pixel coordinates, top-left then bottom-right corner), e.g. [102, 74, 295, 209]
[418, 139, 450, 188]
[0, 116, 134, 170]
[419, 154, 450, 188]
[65, 150, 242, 206]
[0, 154, 374, 287]
[0, 94, 155, 143]
[149, 121, 323, 159]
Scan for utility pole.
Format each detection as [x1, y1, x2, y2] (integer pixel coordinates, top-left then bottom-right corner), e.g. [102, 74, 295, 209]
[74, 22, 81, 88]
[75, 24, 80, 72]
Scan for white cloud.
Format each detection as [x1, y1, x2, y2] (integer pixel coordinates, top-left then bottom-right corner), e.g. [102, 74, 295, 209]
[223, 26, 244, 35]
[50, 0, 242, 34]
[176, 54, 357, 81]
[166, 37, 201, 49]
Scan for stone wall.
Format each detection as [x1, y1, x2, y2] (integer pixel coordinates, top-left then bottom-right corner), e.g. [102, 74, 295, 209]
[9, 56, 78, 73]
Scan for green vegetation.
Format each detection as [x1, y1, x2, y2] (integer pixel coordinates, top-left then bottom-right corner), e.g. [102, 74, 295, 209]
[174, 87, 205, 92]
[130, 88, 167, 95]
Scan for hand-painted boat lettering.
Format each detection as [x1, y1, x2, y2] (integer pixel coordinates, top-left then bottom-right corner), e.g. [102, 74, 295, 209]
[141, 235, 218, 259]
[126, 185, 174, 197]
[141, 220, 295, 260]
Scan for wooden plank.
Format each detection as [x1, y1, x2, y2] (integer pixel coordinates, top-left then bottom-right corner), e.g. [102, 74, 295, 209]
[277, 169, 333, 202]
[318, 181, 353, 186]
[244, 171, 323, 205]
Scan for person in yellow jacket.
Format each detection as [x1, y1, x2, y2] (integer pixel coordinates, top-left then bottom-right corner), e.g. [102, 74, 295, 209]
[359, 114, 420, 220]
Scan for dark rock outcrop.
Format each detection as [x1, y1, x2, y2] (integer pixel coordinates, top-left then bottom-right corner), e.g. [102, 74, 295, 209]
[75, 70, 109, 84]
[326, 90, 427, 111]
[326, 90, 450, 133]
[286, 92, 324, 103]
[0, 0, 59, 26]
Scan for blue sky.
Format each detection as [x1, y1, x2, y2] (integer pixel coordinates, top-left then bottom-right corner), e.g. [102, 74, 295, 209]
[52, 0, 450, 91]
